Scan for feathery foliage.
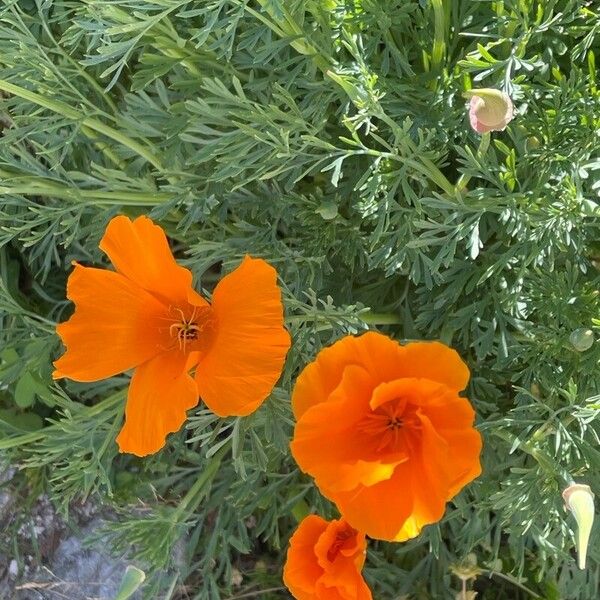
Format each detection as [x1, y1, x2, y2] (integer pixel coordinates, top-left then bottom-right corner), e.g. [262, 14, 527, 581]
[1, 0, 600, 598]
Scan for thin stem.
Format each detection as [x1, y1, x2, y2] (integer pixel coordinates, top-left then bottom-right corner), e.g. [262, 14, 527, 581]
[291, 498, 310, 523]
[430, 0, 446, 73]
[156, 19, 250, 82]
[35, 4, 118, 115]
[172, 442, 230, 520]
[252, 0, 333, 72]
[360, 311, 403, 325]
[223, 587, 286, 600]
[80, 125, 129, 171]
[0, 80, 165, 172]
[481, 569, 542, 599]
[490, 429, 571, 486]
[0, 175, 172, 206]
[0, 185, 168, 206]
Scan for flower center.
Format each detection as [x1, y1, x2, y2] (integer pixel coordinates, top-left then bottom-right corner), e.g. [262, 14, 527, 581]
[167, 306, 212, 352]
[359, 397, 420, 453]
[387, 416, 403, 429]
[326, 527, 356, 562]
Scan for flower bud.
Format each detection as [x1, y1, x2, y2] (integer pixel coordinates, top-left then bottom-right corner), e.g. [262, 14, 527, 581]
[569, 328, 594, 352]
[464, 88, 514, 133]
[562, 483, 595, 569]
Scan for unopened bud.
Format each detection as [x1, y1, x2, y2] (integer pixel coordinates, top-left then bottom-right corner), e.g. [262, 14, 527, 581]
[563, 483, 595, 569]
[569, 328, 594, 352]
[464, 88, 514, 133]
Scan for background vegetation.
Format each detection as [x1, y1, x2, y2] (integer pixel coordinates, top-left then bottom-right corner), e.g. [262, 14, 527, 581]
[1, 0, 600, 598]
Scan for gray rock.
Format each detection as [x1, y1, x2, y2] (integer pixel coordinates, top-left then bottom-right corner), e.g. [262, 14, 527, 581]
[0, 488, 140, 600]
[15, 519, 135, 600]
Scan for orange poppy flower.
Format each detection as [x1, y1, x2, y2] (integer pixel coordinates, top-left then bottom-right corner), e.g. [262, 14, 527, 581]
[283, 515, 372, 600]
[53, 215, 290, 456]
[290, 332, 482, 542]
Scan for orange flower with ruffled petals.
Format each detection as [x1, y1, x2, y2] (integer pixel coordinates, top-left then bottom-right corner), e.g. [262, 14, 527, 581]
[53, 215, 290, 457]
[283, 515, 372, 600]
[290, 332, 482, 542]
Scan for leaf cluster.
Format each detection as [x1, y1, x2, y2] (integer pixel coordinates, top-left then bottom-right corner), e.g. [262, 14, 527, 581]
[1, 0, 600, 598]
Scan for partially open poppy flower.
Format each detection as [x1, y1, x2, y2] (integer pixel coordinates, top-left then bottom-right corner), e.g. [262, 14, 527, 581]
[53, 215, 290, 456]
[290, 332, 482, 541]
[283, 515, 372, 600]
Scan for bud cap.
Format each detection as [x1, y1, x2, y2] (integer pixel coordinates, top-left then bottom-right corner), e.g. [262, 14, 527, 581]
[562, 483, 595, 570]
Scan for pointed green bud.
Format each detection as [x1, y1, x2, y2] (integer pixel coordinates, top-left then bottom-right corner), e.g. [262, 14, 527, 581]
[563, 483, 595, 569]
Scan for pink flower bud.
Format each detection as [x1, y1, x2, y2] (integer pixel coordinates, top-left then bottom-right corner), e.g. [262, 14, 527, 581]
[465, 88, 514, 133]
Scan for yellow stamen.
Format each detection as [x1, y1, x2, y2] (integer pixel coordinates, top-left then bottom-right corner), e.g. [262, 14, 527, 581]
[166, 306, 209, 352]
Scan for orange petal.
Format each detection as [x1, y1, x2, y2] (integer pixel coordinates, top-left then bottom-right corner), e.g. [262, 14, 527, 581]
[283, 515, 327, 597]
[292, 332, 401, 419]
[99, 215, 207, 308]
[392, 413, 451, 541]
[291, 366, 406, 492]
[314, 520, 366, 572]
[396, 341, 470, 392]
[332, 463, 413, 541]
[284, 516, 372, 600]
[315, 522, 370, 600]
[317, 566, 371, 600]
[53, 264, 170, 382]
[330, 462, 414, 541]
[116, 351, 199, 456]
[195, 256, 290, 416]
[418, 391, 482, 497]
[374, 378, 482, 501]
[330, 463, 418, 542]
[440, 427, 482, 497]
[424, 391, 477, 430]
[292, 333, 470, 420]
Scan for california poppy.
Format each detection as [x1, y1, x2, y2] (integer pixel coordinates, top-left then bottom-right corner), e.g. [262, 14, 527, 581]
[53, 215, 290, 456]
[283, 515, 372, 600]
[290, 332, 482, 541]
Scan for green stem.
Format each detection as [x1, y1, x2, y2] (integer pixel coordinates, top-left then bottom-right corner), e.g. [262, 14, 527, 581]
[490, 429, 570, 485]
[430, 0, 446, 73]
[223, 587, 287, 600]
[481, 569, 541, 599]
[80, 125, 129, 170]
[172, 442, 230, 520]
[0, 185, 169, 206]
[0, 176, 171, 206]
[156, 19, 250, 82]
[291, 497, 310, 523]
[0, 80, 165, 172]
[361, 311, 403, 325]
